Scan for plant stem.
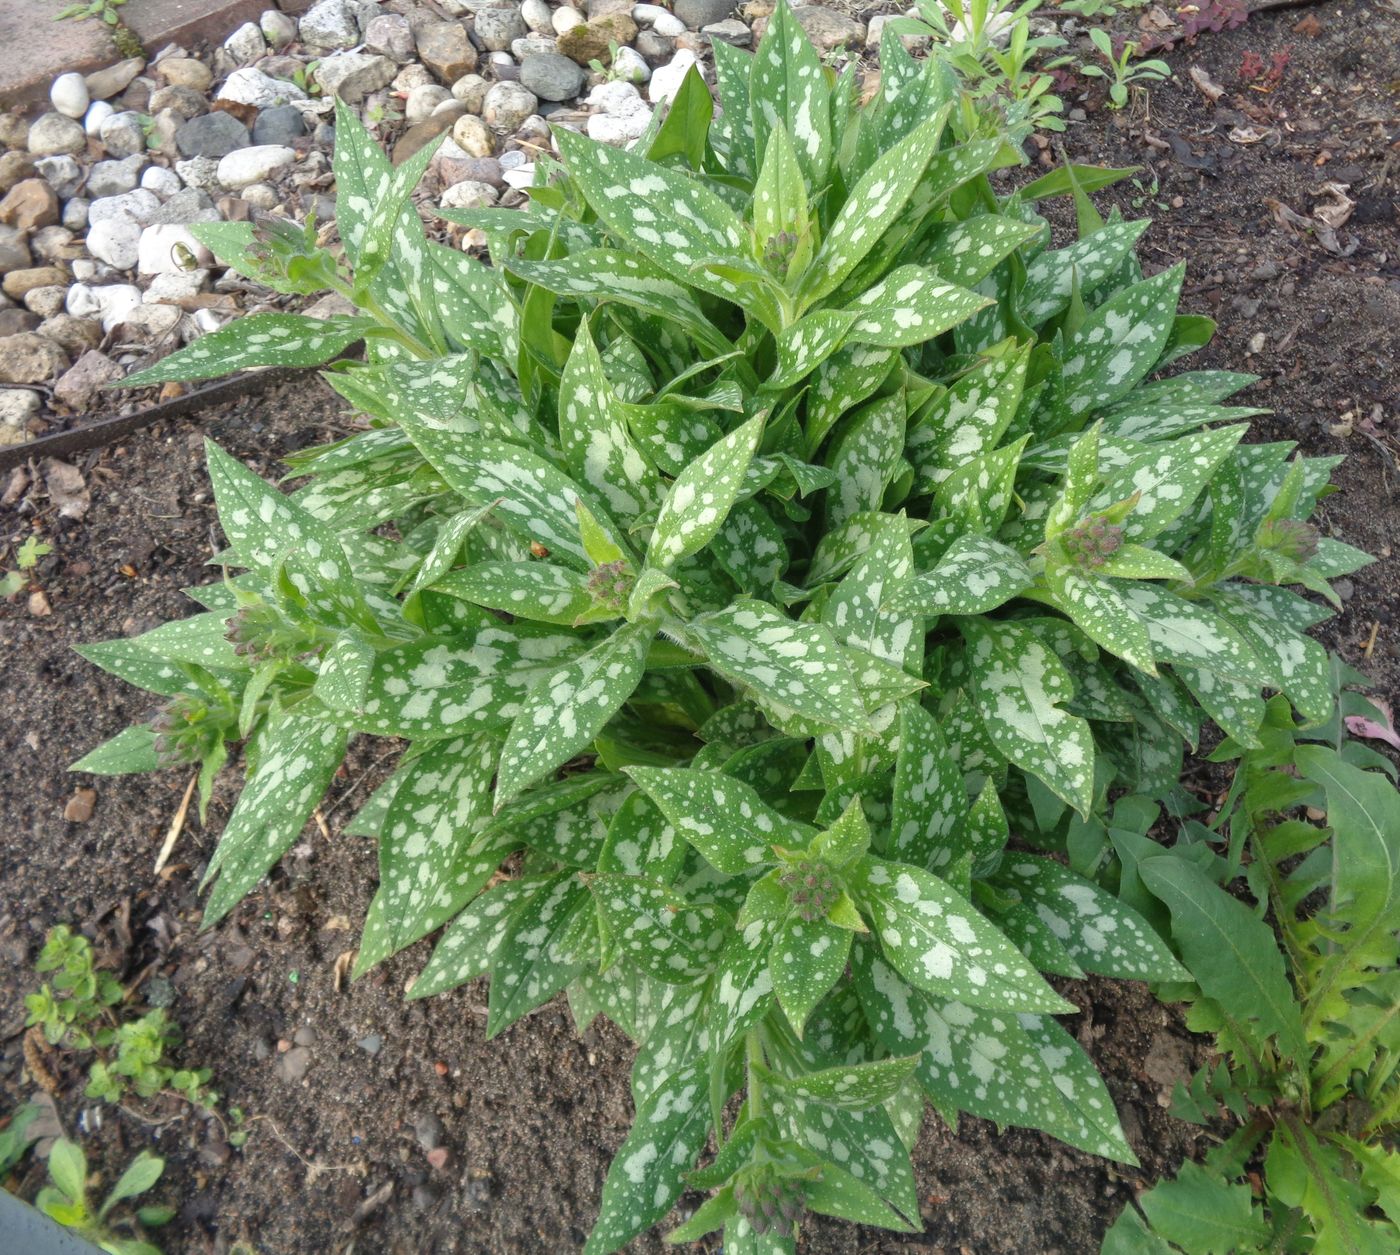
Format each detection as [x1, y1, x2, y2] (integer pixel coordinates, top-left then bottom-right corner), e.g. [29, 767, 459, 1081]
[745, 1031, 765, 1120]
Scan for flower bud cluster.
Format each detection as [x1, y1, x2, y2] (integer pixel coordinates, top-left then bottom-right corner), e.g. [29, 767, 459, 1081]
[225, 602, 309, 663]
[761, 230, 800, 277]
[734, 1175, 804, 1238]
[1062, 517, 1124, 569]
[779, 860, 839, 924]
[151, 695, 214, 767]
[1257, 517, 1319, 563]
[587, 560, 634, 613]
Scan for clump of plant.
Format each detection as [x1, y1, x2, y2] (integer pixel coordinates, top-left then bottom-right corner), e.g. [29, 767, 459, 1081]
[1, 533, 52, 600]
[53, 0, 142, 60]
[1079, 27, 1171, 108]
[76, 4, 1372, 1249]
[37, 1139, 173, 1255]
[25, 926, 218, 1109]
[1102, 677, 1400, 1253]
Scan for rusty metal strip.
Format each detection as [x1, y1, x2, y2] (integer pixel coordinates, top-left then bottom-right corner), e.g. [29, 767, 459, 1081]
[0, 366, 310, 475]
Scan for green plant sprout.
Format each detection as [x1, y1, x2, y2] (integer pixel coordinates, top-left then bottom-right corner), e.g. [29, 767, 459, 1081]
[1080, 27, 1171, 108]
[38, 1139, 173, 1255]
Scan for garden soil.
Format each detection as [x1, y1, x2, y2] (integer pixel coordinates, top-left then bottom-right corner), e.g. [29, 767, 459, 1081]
[1, 5, 1396, 1252]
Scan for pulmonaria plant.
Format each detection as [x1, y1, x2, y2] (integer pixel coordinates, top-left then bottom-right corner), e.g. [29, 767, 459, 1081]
[74, 5, 1371, 1250]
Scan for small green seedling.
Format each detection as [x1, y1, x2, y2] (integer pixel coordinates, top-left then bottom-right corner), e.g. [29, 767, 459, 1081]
[1079, 27, 1170, 108]
[38, 1139, 173, 1255]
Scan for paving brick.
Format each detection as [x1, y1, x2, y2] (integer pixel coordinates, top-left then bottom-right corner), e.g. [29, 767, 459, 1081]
[1, 0, 307, 109]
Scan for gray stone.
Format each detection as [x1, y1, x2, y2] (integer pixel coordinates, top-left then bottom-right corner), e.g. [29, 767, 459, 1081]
[219, 68, 309, 109]
[33, 157, 82, 200]
[99, 112, 147, 159]
[28, 230, 74, 263]
[251, 105, 306, 146]
[521, 0, 553, 31]
[149, 85, 210, 120]
[451, 74, 489, 112]
[440, 179, 499, 208]
[260, 9, 298, 47]
[512, 35, 561, 59]
[84, 59, 145, 101]
[635, 29, 675, 64]
[224, 22, 267, 65]
[121, 302, 181, 340]
[0, 332, 68, 384]
[23, 286, 67, 318]
[144, 269, 208, 302]
[0, 310, 39, 336]
[88, 189, 161, 228]
[673, 0, 733, 28]
[27, 113, 86, 157]
[363, 13, 416, 62]
[53, 349, 121, 409]
[299, 0, 363, 49]
[474, 4, 528, 51]
[417, 20, 480, 80]
[482, 81, 539, 131]
[62, 199, 89, 231]
[140, 166, 182, 199]
[217, 145, 296, 190]
[88, 154, 147, 198]
[154, 57, 213, 92]
[792, 6, 865, 52]
[553, 5, 585, 33]
[612, 45, 652, 79]
[405, 85, 453, 125]
[634, 4, 685, 35]
[84, 100, 116, 137]
[315, 53, 396, 104]
[0, 387, 41, 428]
[703, 18, 750, 45]
[451, 113, 494, 157]
[519, 53, 585, 102]
[172, 158, 223, 196]
[274, 1045, 311, 1082]
[50, 73, 91, 120]
[87, 219, 141, 269]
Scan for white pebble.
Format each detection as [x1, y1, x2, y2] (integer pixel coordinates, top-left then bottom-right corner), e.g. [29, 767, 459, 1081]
[648, 50, 699, 105]
[87, 219, 142, 270]
[137, 224, 213, 275]
[140, 166, 182, 199]
[83, 100, 116, 137]
[553, 6, 585, 34]
[51, 72, 91, 119]
[216, 144, 296, 190]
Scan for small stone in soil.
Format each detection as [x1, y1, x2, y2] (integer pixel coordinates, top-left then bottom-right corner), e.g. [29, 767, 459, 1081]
[274, 1045, 311, 1082]
[63, 787, 97, 822]
[176, 111, 251, 159]
[356, 1033, 382, 1056]
[412, 1112, 445, 1151]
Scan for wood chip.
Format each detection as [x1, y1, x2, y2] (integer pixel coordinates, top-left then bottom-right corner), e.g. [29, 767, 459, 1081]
[1189, 66, 1225, 102]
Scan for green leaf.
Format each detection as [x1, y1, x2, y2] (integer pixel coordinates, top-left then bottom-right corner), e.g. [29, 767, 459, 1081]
[487, 874, 590, 1037]
[804, 1157, 918, 1232]
[689, 600, 872, 734]
[992, 858, 1187, 982]
[767, 1055, 919, 1111]
[749, 0, 830, 183]
[203, 711, 348, 924]
[1135, 1161, 1270, 1254]
[1137, 854, 1308, 1060]
[508, 251, 725, 352]
[70, 726, 161, 776]
[354, 734, 499, 975]
[1059, 265, 1184, 416]
[799, 110, 948, 307]
[1043, 565, 1157, 676]
[890, 702, 968, 871]
[1018, 164, 1139, 201]
[960, 620, 1096, 816]
[848, 857, 1072, 1013]
[708, 923, 775, 1050]
[432, 561, 595, 626]
[590, 876, 727, 984]
[1098, 426, 1245, 544]
[398, 428, 629, 571]
[206, 442, 368, 628]
[121, 313, 371, 386]
[752, 124, 812, 275]
[1118, 584, 1272, 688]
[47, 1139, 87, 1205]
[647, 416, 765, 570]
[843, 266, 992, 349]
[554, 127, 750, 312]
[805, 344, 900, 456]
[648, 65, 712, 168]
[1019, 220, 1151, 325]
[770, 912, 851, 1035]
[885, 534, 1032, 617]
[922, 216, 1043, 292]
[624, 766, 811, 874]
[409, 877, 539, 999]
[495, 621, 654, 806]
[825, 394, 906, 534]
[99, 1151, 164, 1219]
[583, 1061, 711, 1255]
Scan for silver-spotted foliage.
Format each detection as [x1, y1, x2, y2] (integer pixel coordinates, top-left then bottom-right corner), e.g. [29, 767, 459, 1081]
[75, 6, 1371, 1250]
